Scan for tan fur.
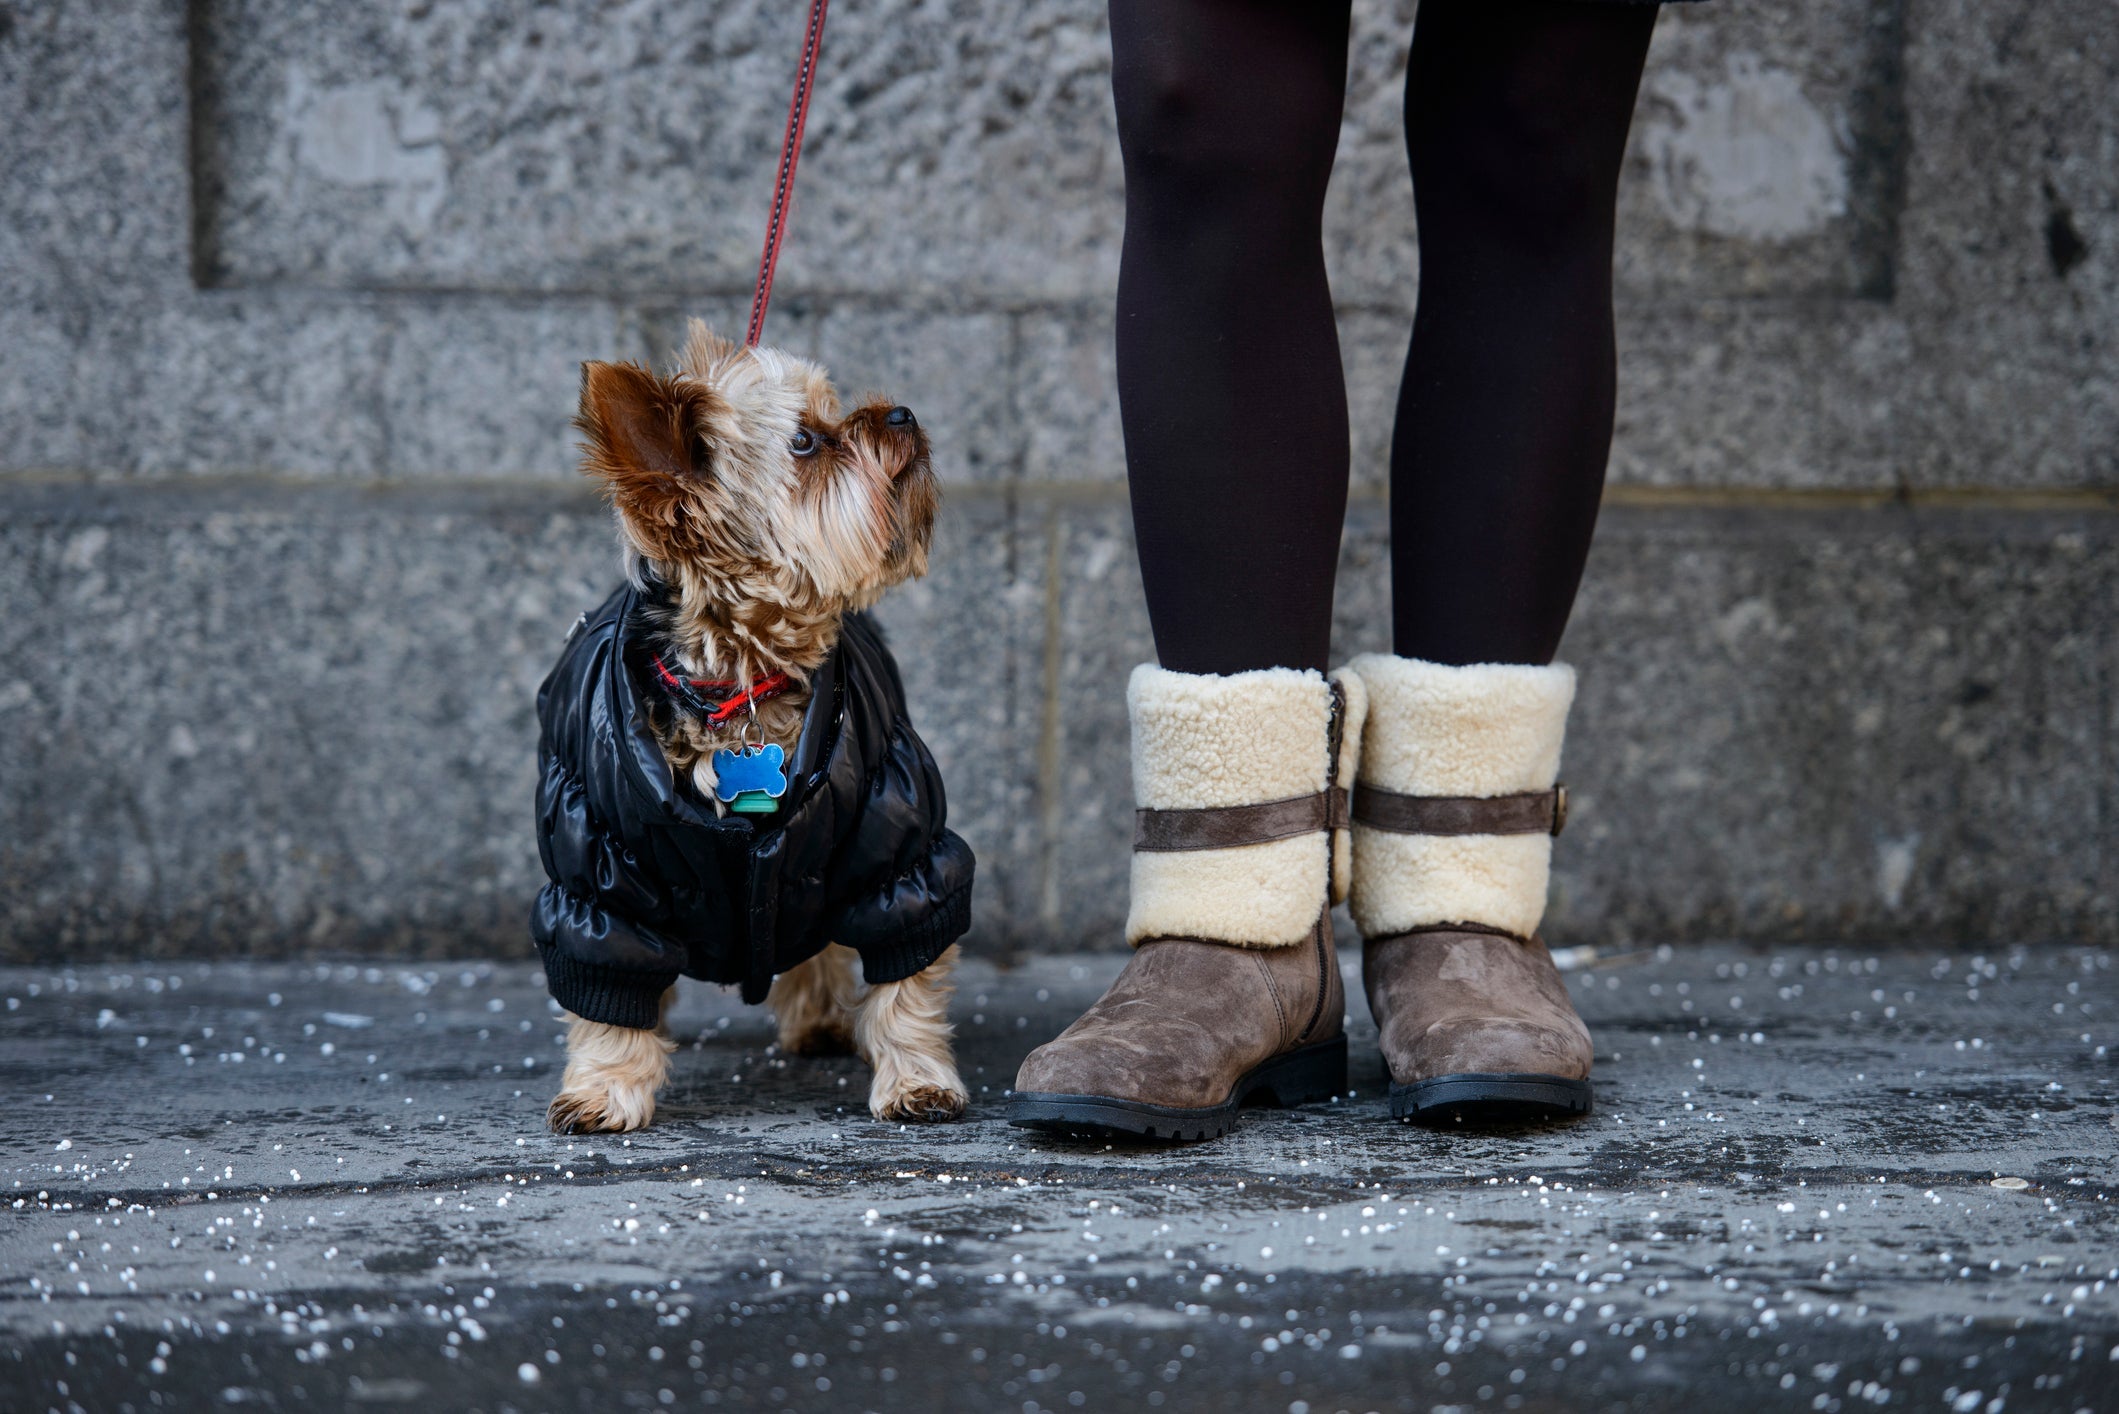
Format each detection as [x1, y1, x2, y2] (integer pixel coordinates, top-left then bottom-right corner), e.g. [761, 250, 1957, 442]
[770, 944, 861, 1055]
[550, 321, 964, 1132]
[767, 943, 967, 1119]
[854, 945, 968, 1122]
[547, 988, 677, 1134]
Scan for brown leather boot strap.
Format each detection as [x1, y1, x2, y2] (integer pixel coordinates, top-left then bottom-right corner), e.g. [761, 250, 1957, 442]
[1351, 783, 1567, 837]
[1134, 788, 1350, 852]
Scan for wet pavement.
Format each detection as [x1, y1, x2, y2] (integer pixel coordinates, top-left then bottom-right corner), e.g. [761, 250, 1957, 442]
[2, 940, 2115, 1414]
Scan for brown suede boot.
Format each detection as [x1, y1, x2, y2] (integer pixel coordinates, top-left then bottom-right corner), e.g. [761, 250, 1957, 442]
[1362, 928, 1592, 1118]
[1343, 653, 1594, 1122]
[1009, 664, 1366, 1141]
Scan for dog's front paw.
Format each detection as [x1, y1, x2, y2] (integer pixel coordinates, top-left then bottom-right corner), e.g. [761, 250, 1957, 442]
[870, 1076, 969, 1123]
[547, 1081, 656, 1134]
[548, 1016, 673, 1133]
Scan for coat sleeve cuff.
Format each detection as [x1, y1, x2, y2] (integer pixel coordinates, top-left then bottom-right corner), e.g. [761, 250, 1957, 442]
[535, 945, 678, 1029]
[852, 860, 974, 985]
[530, 883, 684, 1028]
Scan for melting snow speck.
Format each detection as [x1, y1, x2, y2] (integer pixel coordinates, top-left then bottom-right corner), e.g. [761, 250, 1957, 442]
[518, 1362, 541, 1384]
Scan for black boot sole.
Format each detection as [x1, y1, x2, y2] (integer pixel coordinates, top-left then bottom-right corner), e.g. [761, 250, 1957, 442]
[1390, 1072, 1593, 1123]
[1007, 1034, 1348, 1142]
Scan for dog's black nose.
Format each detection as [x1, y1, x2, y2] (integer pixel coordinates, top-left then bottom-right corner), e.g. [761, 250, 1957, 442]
[886, 405, 915, 427]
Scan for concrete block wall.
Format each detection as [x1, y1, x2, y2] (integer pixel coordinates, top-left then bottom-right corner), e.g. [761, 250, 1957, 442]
[2, 0, 2113, 959]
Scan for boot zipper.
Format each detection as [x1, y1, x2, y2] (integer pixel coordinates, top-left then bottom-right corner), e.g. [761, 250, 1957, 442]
[1322, 681, 1345, 890]
[1299, 682, 1346, 1044]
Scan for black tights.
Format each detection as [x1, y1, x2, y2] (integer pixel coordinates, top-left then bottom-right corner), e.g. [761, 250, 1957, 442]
[1112, 0, 1658, 674]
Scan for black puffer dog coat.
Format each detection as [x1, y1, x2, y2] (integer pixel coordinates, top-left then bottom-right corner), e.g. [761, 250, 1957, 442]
[530, 584, 974, 1025]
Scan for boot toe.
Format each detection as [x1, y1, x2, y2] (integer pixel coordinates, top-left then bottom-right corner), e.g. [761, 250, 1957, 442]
[1013, 1019, 1228, 1109]
[1012, 1037, 1097, 1099]
[1389, 1014, 1592, 1085]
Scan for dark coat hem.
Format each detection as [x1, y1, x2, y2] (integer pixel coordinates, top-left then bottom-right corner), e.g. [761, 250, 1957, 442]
[536, 931, 680, 1030]
[855, 869, 976, 985]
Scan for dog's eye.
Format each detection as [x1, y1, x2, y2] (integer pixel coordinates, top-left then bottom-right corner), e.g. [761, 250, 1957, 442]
[789, 429, 818, 457]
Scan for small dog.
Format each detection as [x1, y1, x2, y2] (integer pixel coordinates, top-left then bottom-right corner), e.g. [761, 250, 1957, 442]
[543, 320, 967, 1133]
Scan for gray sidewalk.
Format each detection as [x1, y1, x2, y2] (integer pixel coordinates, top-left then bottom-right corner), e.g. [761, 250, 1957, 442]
[3, 941, 2114, 1413]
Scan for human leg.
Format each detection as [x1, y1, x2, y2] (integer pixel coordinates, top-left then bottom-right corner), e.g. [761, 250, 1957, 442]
[1110, 0, 1354, 675]
[1389, 0, 1657, 666]
[1008, 3, 1366, 1142]
[1348, 0, 1658, 1122]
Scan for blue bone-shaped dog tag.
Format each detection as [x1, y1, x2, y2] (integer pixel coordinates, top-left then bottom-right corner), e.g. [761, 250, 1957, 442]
[711, 742, 788, 803]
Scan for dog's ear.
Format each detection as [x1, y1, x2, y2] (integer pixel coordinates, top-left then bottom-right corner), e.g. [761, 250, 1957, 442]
[576, 361, 713, 485]
[680, 319, 737, 380]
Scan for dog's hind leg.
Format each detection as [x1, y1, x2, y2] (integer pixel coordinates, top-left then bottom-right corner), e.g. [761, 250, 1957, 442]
[769, 946, 860, 1056]
[855, 944, 968, 1122]
[547, 986, 677, 1133]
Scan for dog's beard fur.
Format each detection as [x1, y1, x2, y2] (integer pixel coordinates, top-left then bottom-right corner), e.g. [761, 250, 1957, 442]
[546, 321, 963, 1135]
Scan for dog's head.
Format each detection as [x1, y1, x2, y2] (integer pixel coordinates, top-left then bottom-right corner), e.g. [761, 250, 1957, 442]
[575, 320, 938, 668]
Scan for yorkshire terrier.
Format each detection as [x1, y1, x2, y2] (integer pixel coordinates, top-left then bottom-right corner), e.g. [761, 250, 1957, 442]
[542, 320, 967, 1132]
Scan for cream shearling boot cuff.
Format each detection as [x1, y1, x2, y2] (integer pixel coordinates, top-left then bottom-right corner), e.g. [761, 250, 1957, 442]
[1123, 663, 1367, 949]
[1343, 653, 1574, 942]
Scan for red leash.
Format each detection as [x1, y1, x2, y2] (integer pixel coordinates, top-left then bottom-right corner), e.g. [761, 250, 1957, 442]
[745, 0, 831, 348]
